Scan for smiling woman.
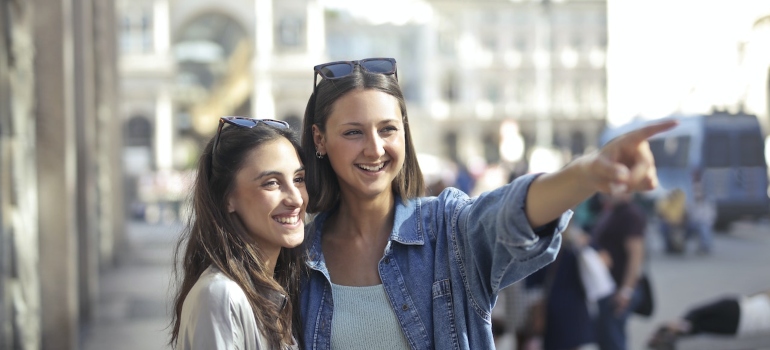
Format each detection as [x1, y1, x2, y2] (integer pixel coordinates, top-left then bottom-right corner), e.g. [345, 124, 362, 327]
[169, 117, 305, 350]
[298, 57, 677, 350]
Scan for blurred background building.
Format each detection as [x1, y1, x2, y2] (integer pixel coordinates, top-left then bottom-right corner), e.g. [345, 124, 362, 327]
[2, 0, 770, 349]
[118, 0, 609, 220]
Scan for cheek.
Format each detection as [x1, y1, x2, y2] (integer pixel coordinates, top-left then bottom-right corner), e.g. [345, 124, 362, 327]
[388, 136, 407, 159]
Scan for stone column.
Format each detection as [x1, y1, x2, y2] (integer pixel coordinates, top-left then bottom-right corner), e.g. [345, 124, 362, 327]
[94, 0, 125, 268]
[73, 0, 99, 322]
[0, 11, 9, 347]
[1, 1, 42, 348]
[33, 0, 80, 348]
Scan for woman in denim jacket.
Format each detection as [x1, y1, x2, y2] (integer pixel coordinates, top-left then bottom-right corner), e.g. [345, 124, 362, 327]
[298, 57, 676, 350]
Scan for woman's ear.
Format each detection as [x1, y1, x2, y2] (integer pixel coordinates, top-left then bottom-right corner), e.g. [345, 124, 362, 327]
[227, 197, 236, 213]
[312, 125, 326, 155]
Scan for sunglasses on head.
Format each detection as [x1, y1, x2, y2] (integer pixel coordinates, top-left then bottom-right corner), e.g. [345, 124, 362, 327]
[312, 58, 398, 95]
[210, 116, 289, 170]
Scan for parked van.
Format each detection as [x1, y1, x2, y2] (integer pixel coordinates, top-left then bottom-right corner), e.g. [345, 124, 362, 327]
[600, 112, 770, 230]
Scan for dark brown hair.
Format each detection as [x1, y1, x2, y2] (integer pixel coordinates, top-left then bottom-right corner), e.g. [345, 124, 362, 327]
[301, 66, 425, 213]
[170, 124, 304, 349]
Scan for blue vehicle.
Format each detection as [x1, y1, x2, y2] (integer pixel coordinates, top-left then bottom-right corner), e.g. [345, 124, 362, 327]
[601, 112, 770, 230]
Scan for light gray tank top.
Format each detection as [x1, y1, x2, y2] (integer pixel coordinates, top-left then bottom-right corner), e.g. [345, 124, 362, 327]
[330, 283, 410, 350]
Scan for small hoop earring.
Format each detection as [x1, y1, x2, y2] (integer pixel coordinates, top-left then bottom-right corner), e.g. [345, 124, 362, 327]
[315, 151, 324, 159]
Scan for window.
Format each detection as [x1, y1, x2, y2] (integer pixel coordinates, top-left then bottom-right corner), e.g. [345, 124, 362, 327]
[649, 136, 690, 168]
[482, 34, 497, 51]
[486, 83, 499, 103]
[125, 116, 153, 147]
[120, 7, 154, 54]
[739, 133, 764, 167]
[514, 37, 527, 52]
[277, 17, 304, 48]
[703, 133, 729, 167]
[439, 32, 455, 56]
[572, 36, 582, 52]
[443, 73, 458, 102]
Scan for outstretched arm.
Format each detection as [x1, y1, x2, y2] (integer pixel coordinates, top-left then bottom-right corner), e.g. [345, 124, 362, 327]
[525, 120, 677, 228]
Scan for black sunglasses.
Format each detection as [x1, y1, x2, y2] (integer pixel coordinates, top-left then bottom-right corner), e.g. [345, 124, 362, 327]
[313, 58, 398, 95]
[210, 116, 289, 169]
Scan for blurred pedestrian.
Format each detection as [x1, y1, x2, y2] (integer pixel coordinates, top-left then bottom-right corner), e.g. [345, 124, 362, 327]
[298, 57, 677, 349]
[169, 117, 306, 349]
[655, 188, 687, 253]
[592, 192, 647, 350]
[521, 226, 596, 350]
[647, 289, 770, 349]
[685, 180, 716, 254]
[573, 193, 607, 235]
[492, 282, 527, 349]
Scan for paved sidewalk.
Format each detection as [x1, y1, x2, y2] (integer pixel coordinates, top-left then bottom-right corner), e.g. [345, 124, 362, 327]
[81, 221, 182, 350]
[630, 219, 770, 350]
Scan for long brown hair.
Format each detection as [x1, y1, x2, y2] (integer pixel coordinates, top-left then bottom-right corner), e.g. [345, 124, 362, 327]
[301, 66, 425, 213]
[169, 124, 304, 349]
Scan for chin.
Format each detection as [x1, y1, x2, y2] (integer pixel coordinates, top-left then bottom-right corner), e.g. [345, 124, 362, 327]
[283, 233, 305, 249]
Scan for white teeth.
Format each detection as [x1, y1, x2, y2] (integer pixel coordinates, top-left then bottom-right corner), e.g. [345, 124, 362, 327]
[358, 163, 385, 171]
[274, 216, 298, 225]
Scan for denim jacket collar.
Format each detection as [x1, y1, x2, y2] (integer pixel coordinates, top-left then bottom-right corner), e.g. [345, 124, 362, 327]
[305, 196, 425, 272]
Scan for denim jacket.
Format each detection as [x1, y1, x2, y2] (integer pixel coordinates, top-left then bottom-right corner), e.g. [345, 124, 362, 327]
[299, 174, 571, 349]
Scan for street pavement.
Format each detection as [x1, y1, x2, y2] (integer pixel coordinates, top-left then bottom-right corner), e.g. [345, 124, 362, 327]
[628, 218, 770, 350]
[81, 220, 181, 350]
[81, 218, 770, 350]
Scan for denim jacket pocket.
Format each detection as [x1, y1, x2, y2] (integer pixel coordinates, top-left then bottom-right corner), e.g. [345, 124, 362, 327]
[432, 279, 460, 349]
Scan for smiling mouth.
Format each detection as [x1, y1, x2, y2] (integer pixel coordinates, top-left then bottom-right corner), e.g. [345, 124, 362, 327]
[273, 215, 300, 225]
[357, 162, 387, 172]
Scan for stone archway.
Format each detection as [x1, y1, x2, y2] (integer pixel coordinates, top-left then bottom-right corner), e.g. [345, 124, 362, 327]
[172, 12, 251, 139]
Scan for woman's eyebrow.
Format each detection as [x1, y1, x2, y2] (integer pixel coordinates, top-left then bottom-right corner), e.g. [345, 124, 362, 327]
[254, 170, 281, 180]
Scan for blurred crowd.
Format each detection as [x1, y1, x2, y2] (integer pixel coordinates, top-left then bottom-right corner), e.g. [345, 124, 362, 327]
[416, 155, 768, 350]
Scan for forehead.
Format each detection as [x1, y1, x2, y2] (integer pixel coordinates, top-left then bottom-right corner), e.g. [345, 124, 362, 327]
[327, 89, 401, 125]
[239, 138, 301, 172]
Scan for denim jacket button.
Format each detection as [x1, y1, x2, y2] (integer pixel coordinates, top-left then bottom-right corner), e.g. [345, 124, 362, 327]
[384, 257, 390, 264]
[401, 304, 408, 311]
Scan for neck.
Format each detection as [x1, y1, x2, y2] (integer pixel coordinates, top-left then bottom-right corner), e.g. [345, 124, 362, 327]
[264, 248, 280, 276]
[333, 190, 395, 239]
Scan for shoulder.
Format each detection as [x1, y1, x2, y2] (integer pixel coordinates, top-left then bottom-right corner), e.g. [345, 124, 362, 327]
[186, 266, 250, 312]
[408, 187, 472, 224]
[424, 186, 468, 202]
[179, 267, 264, 349]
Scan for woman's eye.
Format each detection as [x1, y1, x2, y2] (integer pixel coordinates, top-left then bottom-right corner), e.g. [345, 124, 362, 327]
[262, 180, 279, 188]
[343, 130, 362, 136]
[294, 176, 305, 184]
[381, 126, 398, 133]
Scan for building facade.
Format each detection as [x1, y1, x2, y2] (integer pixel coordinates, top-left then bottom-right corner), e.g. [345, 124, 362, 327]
[420, 0, 607, 167]
[116, 0, 609, 215]
[741, 13, 770, 133]
[117, 0, 324, 219]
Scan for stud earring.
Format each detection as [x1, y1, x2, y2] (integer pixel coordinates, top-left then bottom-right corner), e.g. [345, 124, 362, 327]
[315, 151, 324, 159]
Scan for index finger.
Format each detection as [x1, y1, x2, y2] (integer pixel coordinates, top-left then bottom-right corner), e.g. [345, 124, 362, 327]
[623, 119, 679, 143]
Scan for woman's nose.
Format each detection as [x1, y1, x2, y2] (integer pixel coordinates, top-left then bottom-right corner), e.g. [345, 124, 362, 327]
[363, 133, 385, 158]
[284, 184, 304, 207]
